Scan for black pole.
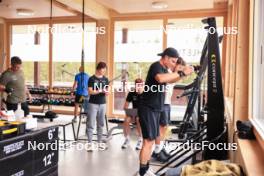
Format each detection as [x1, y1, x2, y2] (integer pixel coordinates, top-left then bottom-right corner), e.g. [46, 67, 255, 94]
[81, 0, 85, 90]
[204, 17, 227, 160]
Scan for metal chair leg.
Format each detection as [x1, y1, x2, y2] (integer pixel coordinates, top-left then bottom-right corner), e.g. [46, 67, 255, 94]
[76, 114, 82, 140]
[105, 115, 109, 132]
[72, 122, 76, 141]
[63, 126, 66, 143]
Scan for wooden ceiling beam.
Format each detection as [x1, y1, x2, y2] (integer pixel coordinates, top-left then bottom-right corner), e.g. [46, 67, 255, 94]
[110, 8, 227, 21]
[213, 1, 228, 9]
[5, 16, 96, 25]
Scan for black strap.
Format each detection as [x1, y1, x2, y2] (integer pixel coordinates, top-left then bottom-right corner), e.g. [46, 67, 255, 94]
[81, 0, 85, 90]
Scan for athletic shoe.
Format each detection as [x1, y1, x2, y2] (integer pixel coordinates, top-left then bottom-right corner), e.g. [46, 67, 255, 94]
[152, 151, 169, 163]
[86, 142, 95, 152]
[161, 148, 171, 157]
[81, 118, 86, 124]
[121, 139, 130, 149]
[135, 139, 142, 150]
[134, 169, 156, 176]
[72, 116, 77, 123]
[144, 169, 156, 176]
[158, 150, 170, 162]
[151, 152, 158, 159]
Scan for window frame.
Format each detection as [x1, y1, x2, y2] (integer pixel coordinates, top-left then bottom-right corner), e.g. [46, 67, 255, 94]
[8, 20, 96, 87]
[251, 0, 264, 139]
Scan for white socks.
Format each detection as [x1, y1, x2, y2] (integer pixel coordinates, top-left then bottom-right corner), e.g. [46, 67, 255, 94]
[154, 145, 161, 153]
[154, 141, 165, 154]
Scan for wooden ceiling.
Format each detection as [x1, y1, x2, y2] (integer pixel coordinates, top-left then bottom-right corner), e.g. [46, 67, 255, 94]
[96, 0, 217, 13]
[0, 0, 228, 20]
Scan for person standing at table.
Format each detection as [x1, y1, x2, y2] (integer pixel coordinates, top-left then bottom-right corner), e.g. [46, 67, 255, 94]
[0, 56, 32, 117]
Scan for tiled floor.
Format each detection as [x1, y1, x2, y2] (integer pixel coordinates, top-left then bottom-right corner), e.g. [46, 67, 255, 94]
[57, 115, 141, 176]
[32, 111, 188, 176]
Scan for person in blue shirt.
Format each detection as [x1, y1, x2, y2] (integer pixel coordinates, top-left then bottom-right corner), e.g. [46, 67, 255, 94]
[72, 66, 89, 122]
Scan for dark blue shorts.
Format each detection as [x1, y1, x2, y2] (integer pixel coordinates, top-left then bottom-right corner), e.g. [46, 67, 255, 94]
[160, 104, 171, 126]
[138, 105, 160, 140]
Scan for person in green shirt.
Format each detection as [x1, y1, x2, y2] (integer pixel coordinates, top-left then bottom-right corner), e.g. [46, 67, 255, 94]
[0, 56, 31, 116]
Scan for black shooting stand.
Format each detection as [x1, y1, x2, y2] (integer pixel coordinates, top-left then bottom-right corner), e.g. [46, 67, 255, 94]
[155, 17, 228, 176]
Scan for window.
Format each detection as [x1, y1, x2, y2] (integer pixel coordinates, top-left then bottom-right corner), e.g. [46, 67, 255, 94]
[166, 18, 223, 120]
[252, 0, 264, 138]
[167, 18, 223, 84]
[11, 24, 49, 86]
[52, 23, 96, 87]
[113, 20, 163, 114]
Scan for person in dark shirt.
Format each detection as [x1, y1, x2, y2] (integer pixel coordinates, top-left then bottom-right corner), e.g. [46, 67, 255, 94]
[152, 57, 187, 162]
[122, 78, 144, 150]
[86, 62, 109, 151]
[136, 48, 194, 176]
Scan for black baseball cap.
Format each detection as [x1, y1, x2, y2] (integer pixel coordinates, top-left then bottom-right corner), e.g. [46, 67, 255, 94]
[157, 47, 180, 58]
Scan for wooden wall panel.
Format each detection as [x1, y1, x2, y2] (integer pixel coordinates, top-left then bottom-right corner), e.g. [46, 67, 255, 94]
[229, 0, 238, 98]
[0, 22, 4, 73]
[233, 0, 250, 122]
[248, 0, 255, 120]
[224, 5, 233, 96]
[96, 20, 113, 116]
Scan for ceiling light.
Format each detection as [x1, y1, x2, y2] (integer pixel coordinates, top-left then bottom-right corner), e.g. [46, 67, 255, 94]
[16, 8, 34, 16]
[151, 1, 168, 9]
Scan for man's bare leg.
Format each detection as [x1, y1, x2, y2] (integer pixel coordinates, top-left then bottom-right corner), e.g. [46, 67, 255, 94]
[139, 139, 155, 175]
